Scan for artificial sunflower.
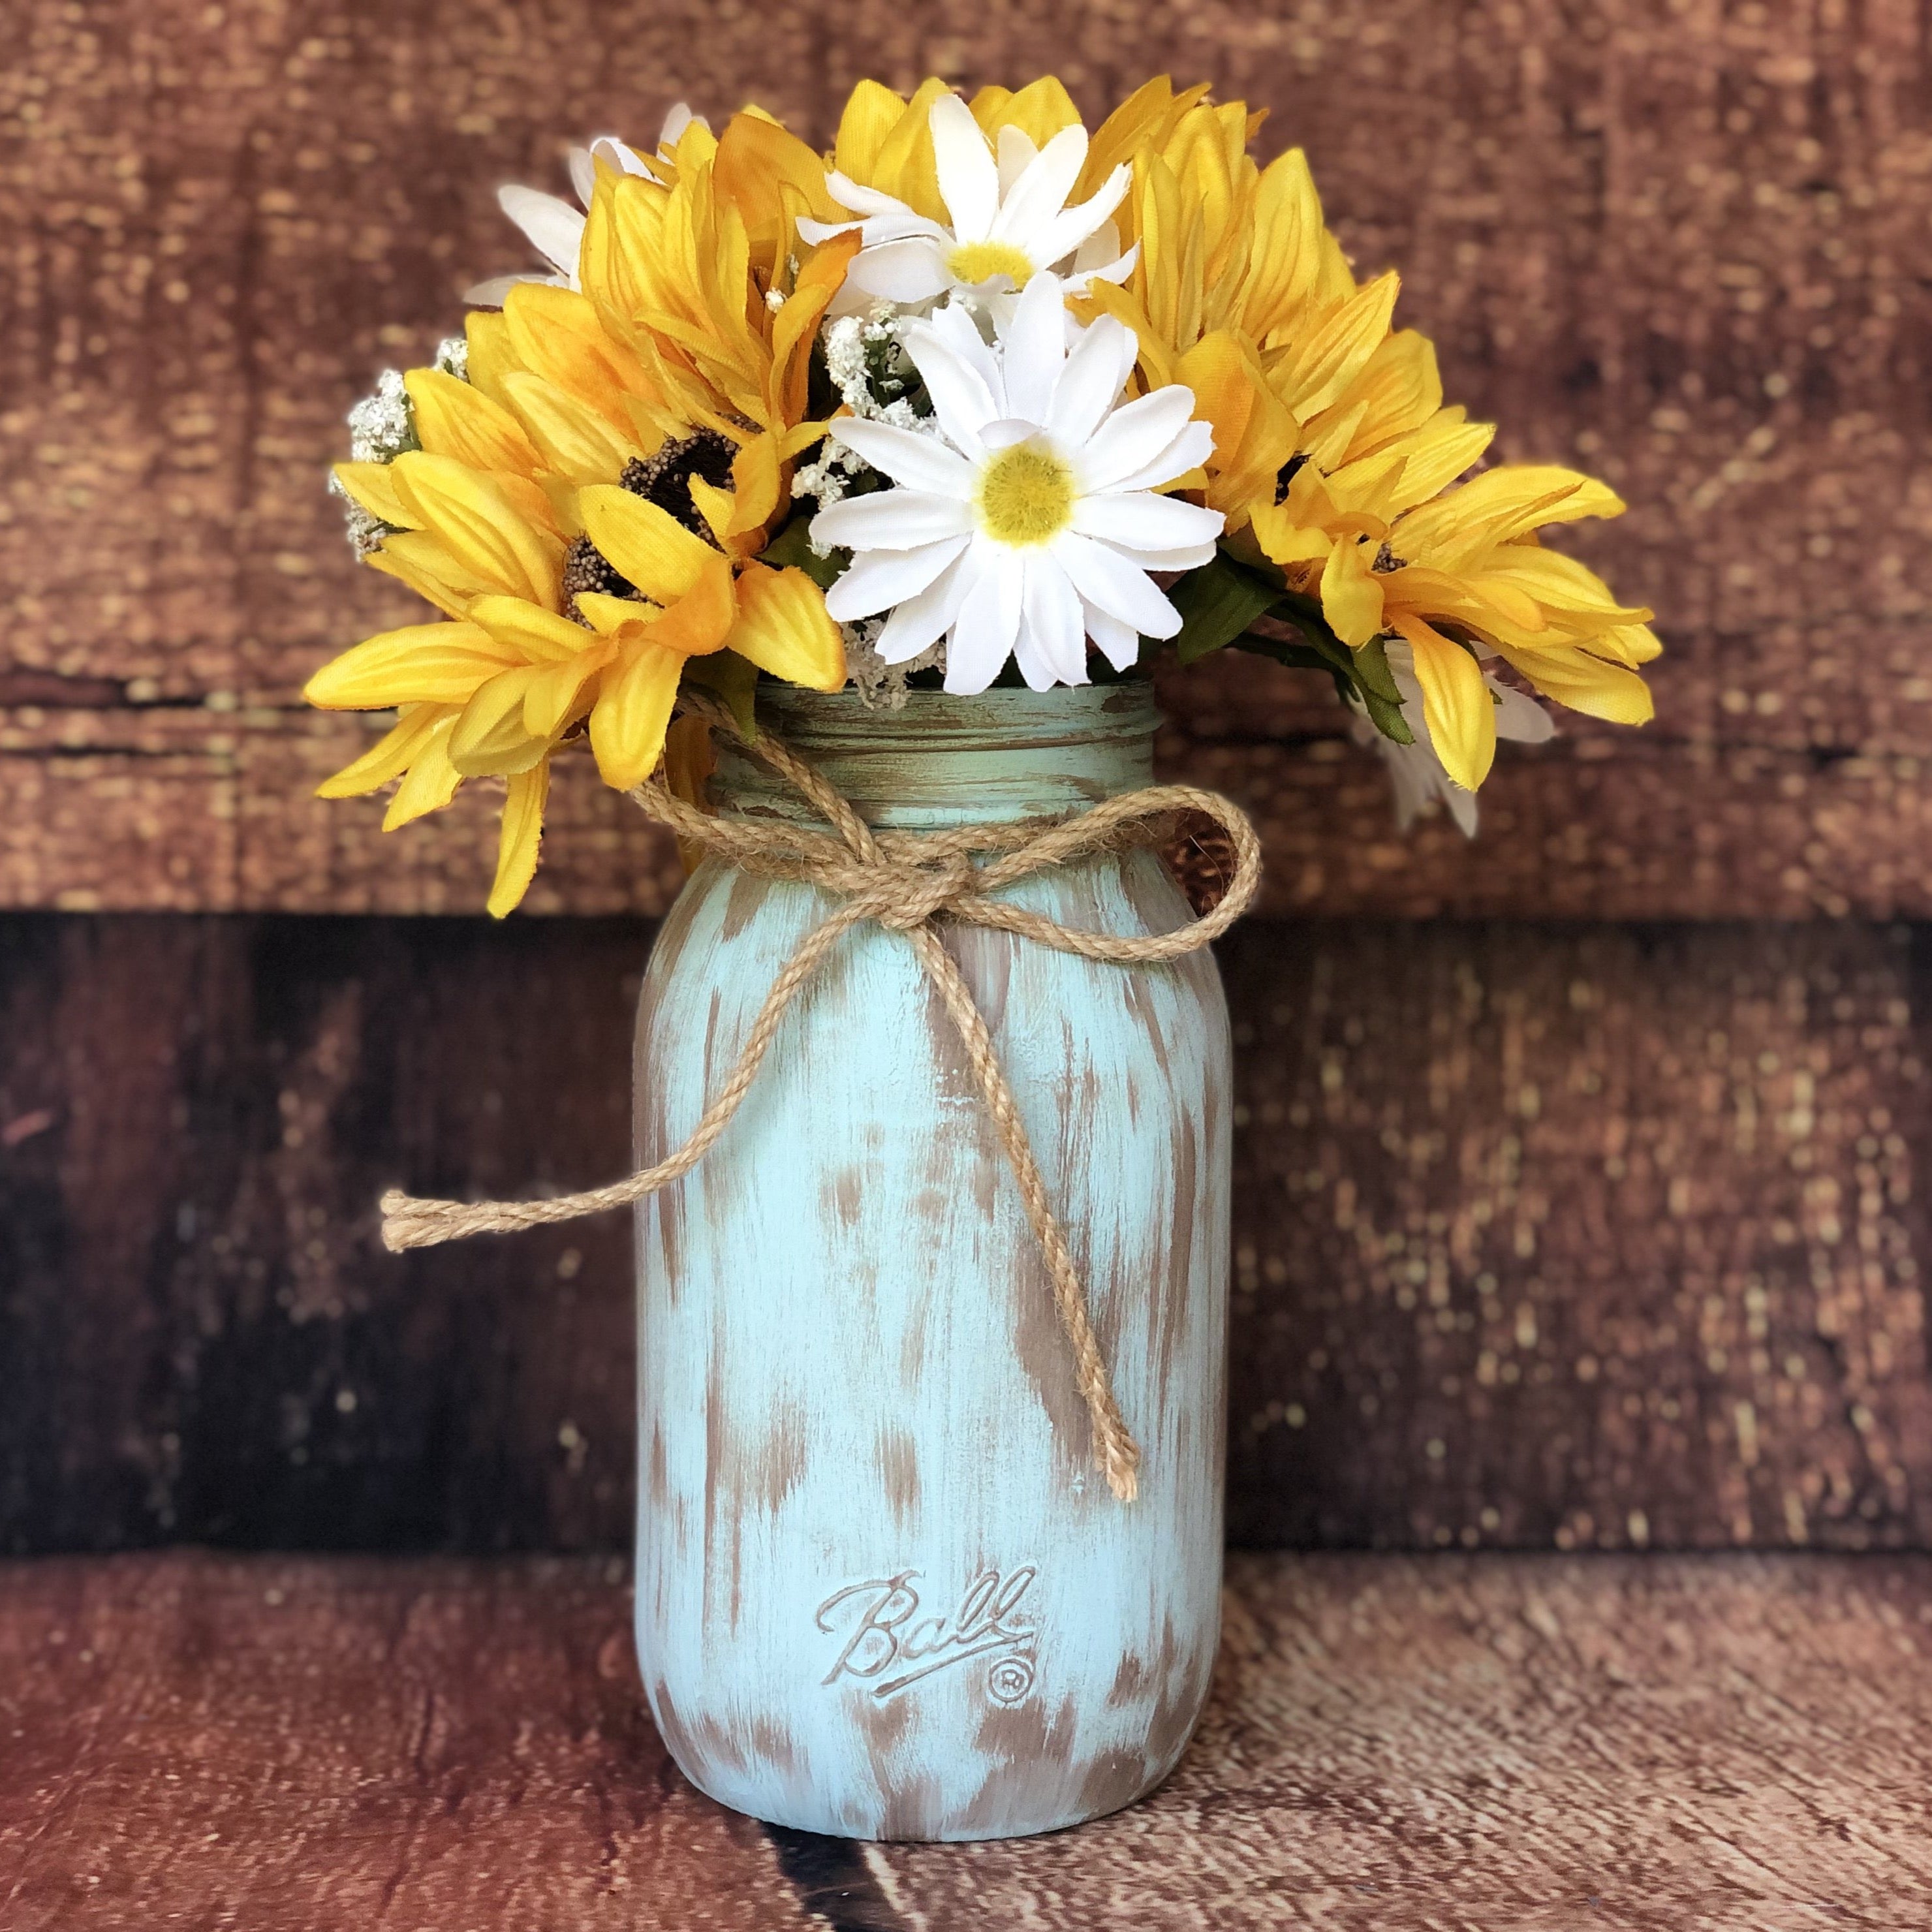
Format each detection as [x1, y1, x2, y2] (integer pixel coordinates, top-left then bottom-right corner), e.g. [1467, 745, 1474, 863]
[313, 279, 843, 914]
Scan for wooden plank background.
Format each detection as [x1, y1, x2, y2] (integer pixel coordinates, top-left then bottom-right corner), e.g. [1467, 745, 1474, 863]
[1, 0, 1929, 917]
[5, 0, 1932, 1559]
[8, 1550, 1932, 1929]
[7, 911, 1929, 1556]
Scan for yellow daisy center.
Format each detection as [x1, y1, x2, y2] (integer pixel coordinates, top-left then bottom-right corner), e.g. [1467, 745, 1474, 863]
[976, 441, 1076, 548]
[946, 240, 1035, 288]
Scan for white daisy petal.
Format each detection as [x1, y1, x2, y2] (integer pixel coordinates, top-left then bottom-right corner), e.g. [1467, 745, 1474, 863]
[989, 125, 1088, 250]
[498, 185, 586, 280]
[1493, 676, 1557, 743]
[593, 134, 657, 176]
[1077, 388, 1200, 492]
[465, 272, 547, 306]
[877, 553, 973, 662]
[899, 326, 1002, 456]
[1081, 240, 1141, 287]
[925, 302, 1005, 403]
[811, 488, 973, 552]
[1047, 314, 1136, 446]
[1001, 271, 1067, 426]
[1026, 163, 1134, 274]
[796, 213, 865, 244]
[826, 419, 976, 497]
[1097, 418, 1217, 495]
[996, 125, 1039, 196]
[655, 106, 700, 152]
[1083, 602, 1141, 672]
[824, 172, 915, 218]
[568, 146, 597, 206]
[1072, 491, 1223, 552]
[1100, 539, 1221, 572]
[930, 93, 1001, 243]
[943, 548, 1024, 694]
[1012, 623, 1059, 692]
[824, 536, 970, 621]
[847, 237, 953, 304]
[1021, 554, 1089, 687]
[1050, 531, 1184, 639]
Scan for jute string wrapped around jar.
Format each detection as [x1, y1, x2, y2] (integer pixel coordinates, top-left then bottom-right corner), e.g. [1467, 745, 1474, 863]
[379, 691, 1262, 1502]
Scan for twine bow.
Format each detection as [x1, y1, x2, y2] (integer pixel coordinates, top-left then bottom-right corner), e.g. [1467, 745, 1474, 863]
[381, 692, 1262, 1503]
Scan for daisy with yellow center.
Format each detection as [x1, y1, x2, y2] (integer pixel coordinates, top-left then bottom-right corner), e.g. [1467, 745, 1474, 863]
[800, 92, 1136, 315]
[813, 273, 1219, 692]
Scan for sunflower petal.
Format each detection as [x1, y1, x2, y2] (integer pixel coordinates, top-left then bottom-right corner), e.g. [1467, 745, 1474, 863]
[578, 484, 719, 602]
[448, 668, 550, 776]
[381, 720, 464, 830]
[304, 622, 516, 709]
[315, 705, 448, 798]
[388, 453, 562, 605]
[589, 642, 683, 790]
[725, 564, 847, 691]
[488, 763, 551, 918]
[1320, 538, 1385, 648]
[1393, 614, 1496, 790]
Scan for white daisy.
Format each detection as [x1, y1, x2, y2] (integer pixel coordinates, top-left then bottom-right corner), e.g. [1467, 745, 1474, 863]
[1350, 641, 1555, 835]
[811, 274, 1222, 694]
[798, 93, 1136, 315]
[465, 105, 706, 306]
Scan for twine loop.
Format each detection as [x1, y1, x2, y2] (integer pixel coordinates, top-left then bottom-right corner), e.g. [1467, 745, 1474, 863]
[379, 690, 1262, 1503]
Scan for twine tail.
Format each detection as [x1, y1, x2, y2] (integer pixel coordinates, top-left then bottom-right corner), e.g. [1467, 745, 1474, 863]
[907, 925, 1143, 1504]
[378, 901, 867, 1253]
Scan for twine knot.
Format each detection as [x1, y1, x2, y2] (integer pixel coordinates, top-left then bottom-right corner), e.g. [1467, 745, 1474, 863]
[377, 691, 1262, 1504]
[867, 850, 977, 929]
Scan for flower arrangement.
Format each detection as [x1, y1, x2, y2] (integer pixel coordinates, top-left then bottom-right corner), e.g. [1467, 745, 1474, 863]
[307, 76, 1658, 912]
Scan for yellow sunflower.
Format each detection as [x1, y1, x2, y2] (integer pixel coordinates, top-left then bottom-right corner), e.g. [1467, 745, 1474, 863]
[313, 278, 845, 914]
[1070, 75, 1655, 788]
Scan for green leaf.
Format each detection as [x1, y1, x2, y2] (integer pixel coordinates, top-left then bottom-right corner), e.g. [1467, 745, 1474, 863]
[1352, 631, 1403, 708]
[1169, 553, 1287, 665]
[757, 514, 845, 591]
[1357, 682, 1414, 745]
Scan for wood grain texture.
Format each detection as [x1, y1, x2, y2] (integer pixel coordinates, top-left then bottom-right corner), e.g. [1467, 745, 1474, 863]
[7, 912, 1930, 1557]
[0, 1550, 814, 1932]
[5, 1549, 1931, 1930]
[3, 0, 1929, 914]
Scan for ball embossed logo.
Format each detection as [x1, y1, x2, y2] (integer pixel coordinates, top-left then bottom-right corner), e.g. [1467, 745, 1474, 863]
[817, 1565, 1039, 1705]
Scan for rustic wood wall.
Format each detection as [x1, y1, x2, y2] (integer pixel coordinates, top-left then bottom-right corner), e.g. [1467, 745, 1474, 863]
[3, 0, 1931, 1555]
[6, 912, 1930, 1555]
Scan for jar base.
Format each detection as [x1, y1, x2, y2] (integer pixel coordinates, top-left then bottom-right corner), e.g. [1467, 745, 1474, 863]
[661, 1730, 1200, 1843]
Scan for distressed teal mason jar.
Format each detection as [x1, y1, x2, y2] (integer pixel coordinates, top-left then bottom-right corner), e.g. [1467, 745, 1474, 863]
[631, 681, 1230, 1841]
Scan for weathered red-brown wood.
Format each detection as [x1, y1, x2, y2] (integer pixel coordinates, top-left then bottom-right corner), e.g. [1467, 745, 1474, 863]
[2, 0, 1928, 915]
[7, 912, 1930, 1558]
[5, 1550, 1931, 1929]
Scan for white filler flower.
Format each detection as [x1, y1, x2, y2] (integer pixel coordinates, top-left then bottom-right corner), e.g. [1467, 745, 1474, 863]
[813, 275, 1222, 693]
[1351, 640, 1555, 835]
[466, 106, 706, 305]
[800, 93, 1136, 311]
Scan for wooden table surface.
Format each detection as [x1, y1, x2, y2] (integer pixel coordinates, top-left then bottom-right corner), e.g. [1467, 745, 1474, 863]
[5, 1549, 1929, 1931]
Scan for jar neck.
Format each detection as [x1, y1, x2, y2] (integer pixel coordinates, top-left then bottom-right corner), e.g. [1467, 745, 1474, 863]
[711, 684, 1161, 829]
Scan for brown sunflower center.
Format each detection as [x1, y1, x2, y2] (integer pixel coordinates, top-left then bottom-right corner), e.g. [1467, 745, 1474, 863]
[563, 429, 740, 621]
[620, 429, 737, 540]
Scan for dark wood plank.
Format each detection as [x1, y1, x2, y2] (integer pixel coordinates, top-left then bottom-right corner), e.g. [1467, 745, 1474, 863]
[2, 0, 1928, 914]
[7, 912, 1932, 1556]
[1223, 920, 1932, 1550]
[5, 1550, 1931, 1929]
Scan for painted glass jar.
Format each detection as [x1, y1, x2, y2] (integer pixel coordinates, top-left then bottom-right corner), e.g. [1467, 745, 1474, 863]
[631, 681, 1230, 1841]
